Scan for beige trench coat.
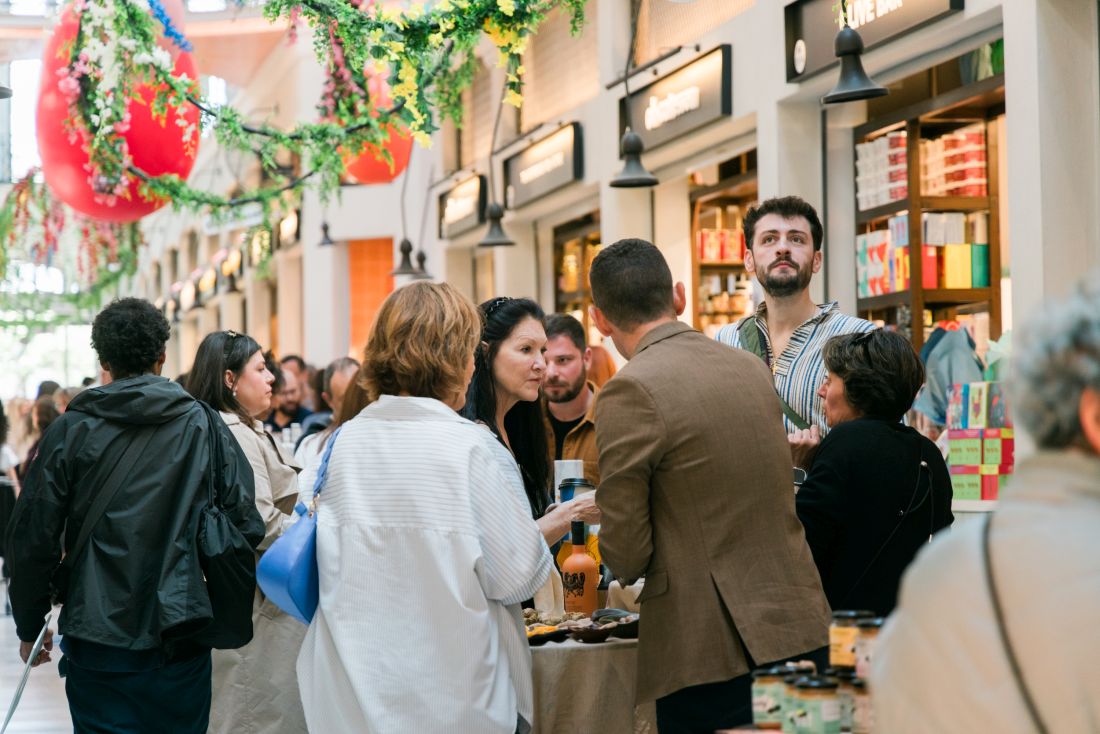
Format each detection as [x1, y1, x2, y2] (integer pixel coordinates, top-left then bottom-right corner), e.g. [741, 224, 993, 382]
[209, 412, 305, 734]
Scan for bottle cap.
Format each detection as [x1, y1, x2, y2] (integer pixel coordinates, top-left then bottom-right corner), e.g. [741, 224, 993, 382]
[570, 520, 586, 546]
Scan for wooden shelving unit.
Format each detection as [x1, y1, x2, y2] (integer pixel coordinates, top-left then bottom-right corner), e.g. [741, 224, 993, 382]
[690, 168, 757, 335]
[854, 75, 1006, 352]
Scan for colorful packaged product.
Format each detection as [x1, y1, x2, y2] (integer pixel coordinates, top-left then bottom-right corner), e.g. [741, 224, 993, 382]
[949, 465, 981, 500]
[948, 429, 983, 466]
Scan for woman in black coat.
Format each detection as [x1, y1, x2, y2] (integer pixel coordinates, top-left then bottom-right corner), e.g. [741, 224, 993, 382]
[796, 329, 954, 616]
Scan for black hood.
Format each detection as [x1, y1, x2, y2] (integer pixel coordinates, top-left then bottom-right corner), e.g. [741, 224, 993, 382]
[67, 375, 198, 425]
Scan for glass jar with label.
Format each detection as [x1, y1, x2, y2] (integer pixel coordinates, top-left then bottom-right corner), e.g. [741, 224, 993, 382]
[829, 610, 874, 669]
[824, 668, 856, 731]
[851, 678, 873, 734]
[781, 675, 804, 734]
[752, 666, 788, 729]
[794, 677, 841, 734]
[855, 617, 884, 679]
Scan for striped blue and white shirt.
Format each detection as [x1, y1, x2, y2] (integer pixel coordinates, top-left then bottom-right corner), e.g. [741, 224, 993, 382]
[715, 301, 875, 434]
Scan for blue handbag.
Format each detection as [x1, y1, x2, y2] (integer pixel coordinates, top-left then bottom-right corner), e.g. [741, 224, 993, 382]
[256, 427, 343, 625]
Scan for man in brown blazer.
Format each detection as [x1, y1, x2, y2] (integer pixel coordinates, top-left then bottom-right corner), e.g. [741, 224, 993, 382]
[590, 238, 830, 733]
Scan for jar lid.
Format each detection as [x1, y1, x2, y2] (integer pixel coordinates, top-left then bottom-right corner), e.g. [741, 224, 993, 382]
[852, 678, 867, 689]
[857, 617, 885, 628]
[832, 610, 875, 620]
[796, 676, 839, 690]
[559, 477, 595, 488]
[752, 666, 790, 679]
[824, 667, 857, 681]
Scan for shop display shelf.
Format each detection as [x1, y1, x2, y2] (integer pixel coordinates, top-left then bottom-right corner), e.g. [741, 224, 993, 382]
[699, 260, 746, 269]
[856, 200, 909, 225]
[857, 291, 909, 312]
[920, 196, 990, 212]
[924, 288, 992, 305]
[952, 499, 997, 513]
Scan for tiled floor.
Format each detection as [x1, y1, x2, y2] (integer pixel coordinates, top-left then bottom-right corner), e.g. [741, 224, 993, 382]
[1, 602, 71, 734]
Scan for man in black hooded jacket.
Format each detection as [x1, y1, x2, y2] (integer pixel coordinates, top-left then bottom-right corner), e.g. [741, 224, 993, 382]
[6, 298, 265, 733]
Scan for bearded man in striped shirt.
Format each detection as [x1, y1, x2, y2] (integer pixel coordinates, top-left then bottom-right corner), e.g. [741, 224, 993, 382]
[716, 196, 874, 471]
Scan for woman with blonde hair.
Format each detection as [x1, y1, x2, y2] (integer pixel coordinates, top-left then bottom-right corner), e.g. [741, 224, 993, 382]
[297, 281, 551, 734]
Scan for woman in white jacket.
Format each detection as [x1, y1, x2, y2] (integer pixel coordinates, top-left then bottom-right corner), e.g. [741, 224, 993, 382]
[297, 281, 552, 734]
[872, 278, 1100, 733]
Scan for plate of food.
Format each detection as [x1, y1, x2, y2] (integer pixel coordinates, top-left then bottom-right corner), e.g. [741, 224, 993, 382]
[592, 608, 639, 639]
[524, 609, 587, 646]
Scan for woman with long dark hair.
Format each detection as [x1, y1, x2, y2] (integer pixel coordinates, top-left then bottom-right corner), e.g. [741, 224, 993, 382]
[15, 397, 60, 483]
[463, 297, 599, 542]
[186, 331, 306, 734]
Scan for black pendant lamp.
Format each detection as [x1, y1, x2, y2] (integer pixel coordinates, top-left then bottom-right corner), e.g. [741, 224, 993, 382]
[610, 129, 659, 188]
[0, 85, 11, 100]
[610, 0, 658, 188]
[478, 202, 514, 248]
[319, 222, 336, 246]
[822, 25, 888, 105]
[391, 237, 419, 276]
[411, 251, 432, 280]
[479, 78, 515, 248]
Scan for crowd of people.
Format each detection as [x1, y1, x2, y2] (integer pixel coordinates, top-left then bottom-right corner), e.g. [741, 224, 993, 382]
[1, 195, 1096, 733]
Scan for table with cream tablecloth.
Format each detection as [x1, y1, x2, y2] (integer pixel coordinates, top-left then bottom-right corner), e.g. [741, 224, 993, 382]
[530, 637, 657, 734]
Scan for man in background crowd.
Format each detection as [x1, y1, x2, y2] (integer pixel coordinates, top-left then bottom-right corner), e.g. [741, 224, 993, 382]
[541, 314, 600, 487]
[279, 355, 316, 411]
[714, 196, 873, 469]
[297, 357, 360, 446]
[590, 238, 829, 732]
[264, 364, 312, 432]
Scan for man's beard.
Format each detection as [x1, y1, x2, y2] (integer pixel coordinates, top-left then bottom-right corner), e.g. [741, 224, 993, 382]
[278, 402, 299, 416]
[544, 373, 587, 404]
[760, 259, 813, 298]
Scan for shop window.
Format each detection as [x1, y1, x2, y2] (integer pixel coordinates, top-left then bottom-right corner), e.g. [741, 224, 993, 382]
[519, 1, 599, 132]
[632, 0, 754, 65]
[553, 213, 602, 344]
[852, 41, 1007, 353]
[689, 151, 758, 338]
[348, 239, 394, 351]
[0, 59, 43, 182]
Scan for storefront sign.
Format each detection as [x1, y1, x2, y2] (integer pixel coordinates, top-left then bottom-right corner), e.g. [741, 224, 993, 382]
[504, 123, 583, 209]
[438, 175, 487, 239]
[785, 0, 964, 81]
[202, 202, 264, 235]
[620, 45, 731, 152]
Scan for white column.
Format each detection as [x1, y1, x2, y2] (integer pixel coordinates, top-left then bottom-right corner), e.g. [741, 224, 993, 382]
[1003, 0, 1100, 316]
[245, 277, 273, 350]
[219, 291, 246, 334]
[275, 250, 304, 358]
[652, 176, 694, 317]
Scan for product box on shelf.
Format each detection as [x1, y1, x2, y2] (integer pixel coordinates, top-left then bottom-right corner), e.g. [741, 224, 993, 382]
[941, 244, 972, 289]
[982, 429, 1015, 466]
[971, 244, 990, 287]
[946, 384, 968, 429]
[986, 382, 1013, 428]
[948, 429, 983, 466]
[921, 245, 939, 288]
[949, 465, 982, 500]
[967, 382, 989, 429]
[980, 464, 1012, 500]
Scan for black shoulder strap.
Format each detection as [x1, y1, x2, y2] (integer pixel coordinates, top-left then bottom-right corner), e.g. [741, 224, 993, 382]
[737, 317, 811, 431]
[983, 514, 1050, 734]
[62, 423, 160, 572]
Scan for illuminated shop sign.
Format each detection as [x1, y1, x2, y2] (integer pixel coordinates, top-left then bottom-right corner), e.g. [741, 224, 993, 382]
[619, 45, 731, 152]
[438, 174, 487, 239]
[785, 0, 964, 82]
[504, 123, 584, 209]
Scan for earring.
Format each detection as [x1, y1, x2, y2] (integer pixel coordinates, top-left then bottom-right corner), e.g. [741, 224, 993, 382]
[232, 388, 238, 397]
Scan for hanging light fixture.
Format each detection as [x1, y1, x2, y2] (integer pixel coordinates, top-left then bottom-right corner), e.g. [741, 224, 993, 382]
[479, 79, 515, 247]
[0, 85, 12, 100]
[822, 8, 888, 105]
[610, 0, 658, 188]
[411, 251, 432, 280]
[391, 237, 420, 276]
[319, 222, 336, 246]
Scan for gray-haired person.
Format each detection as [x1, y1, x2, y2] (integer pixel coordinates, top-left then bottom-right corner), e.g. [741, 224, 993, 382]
[871, 278, 1100, 732]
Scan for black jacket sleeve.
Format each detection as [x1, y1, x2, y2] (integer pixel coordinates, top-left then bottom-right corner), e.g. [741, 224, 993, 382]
[209, 409, 265, 551]
[795, 433, 850, 587]
[5, 421, 70, 642]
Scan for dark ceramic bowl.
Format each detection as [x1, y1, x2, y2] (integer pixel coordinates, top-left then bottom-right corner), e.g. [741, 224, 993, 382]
[569, 624, 616, 644]
[527, 628, 569, 646]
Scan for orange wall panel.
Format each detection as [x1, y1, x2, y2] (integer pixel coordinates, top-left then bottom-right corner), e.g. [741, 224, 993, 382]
[348, 238, 394, 352]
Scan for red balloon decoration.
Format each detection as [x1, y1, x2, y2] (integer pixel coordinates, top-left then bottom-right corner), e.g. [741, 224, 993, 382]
[342, 73, 412, 185]
[36, 10, 200, 223]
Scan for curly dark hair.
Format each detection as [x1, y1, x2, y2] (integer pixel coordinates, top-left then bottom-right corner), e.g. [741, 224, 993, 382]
[823, 330, 925, 423]
[91, 298, 171, 379]
[461, 297, 551, 519]
[744, 195, 824, 251]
